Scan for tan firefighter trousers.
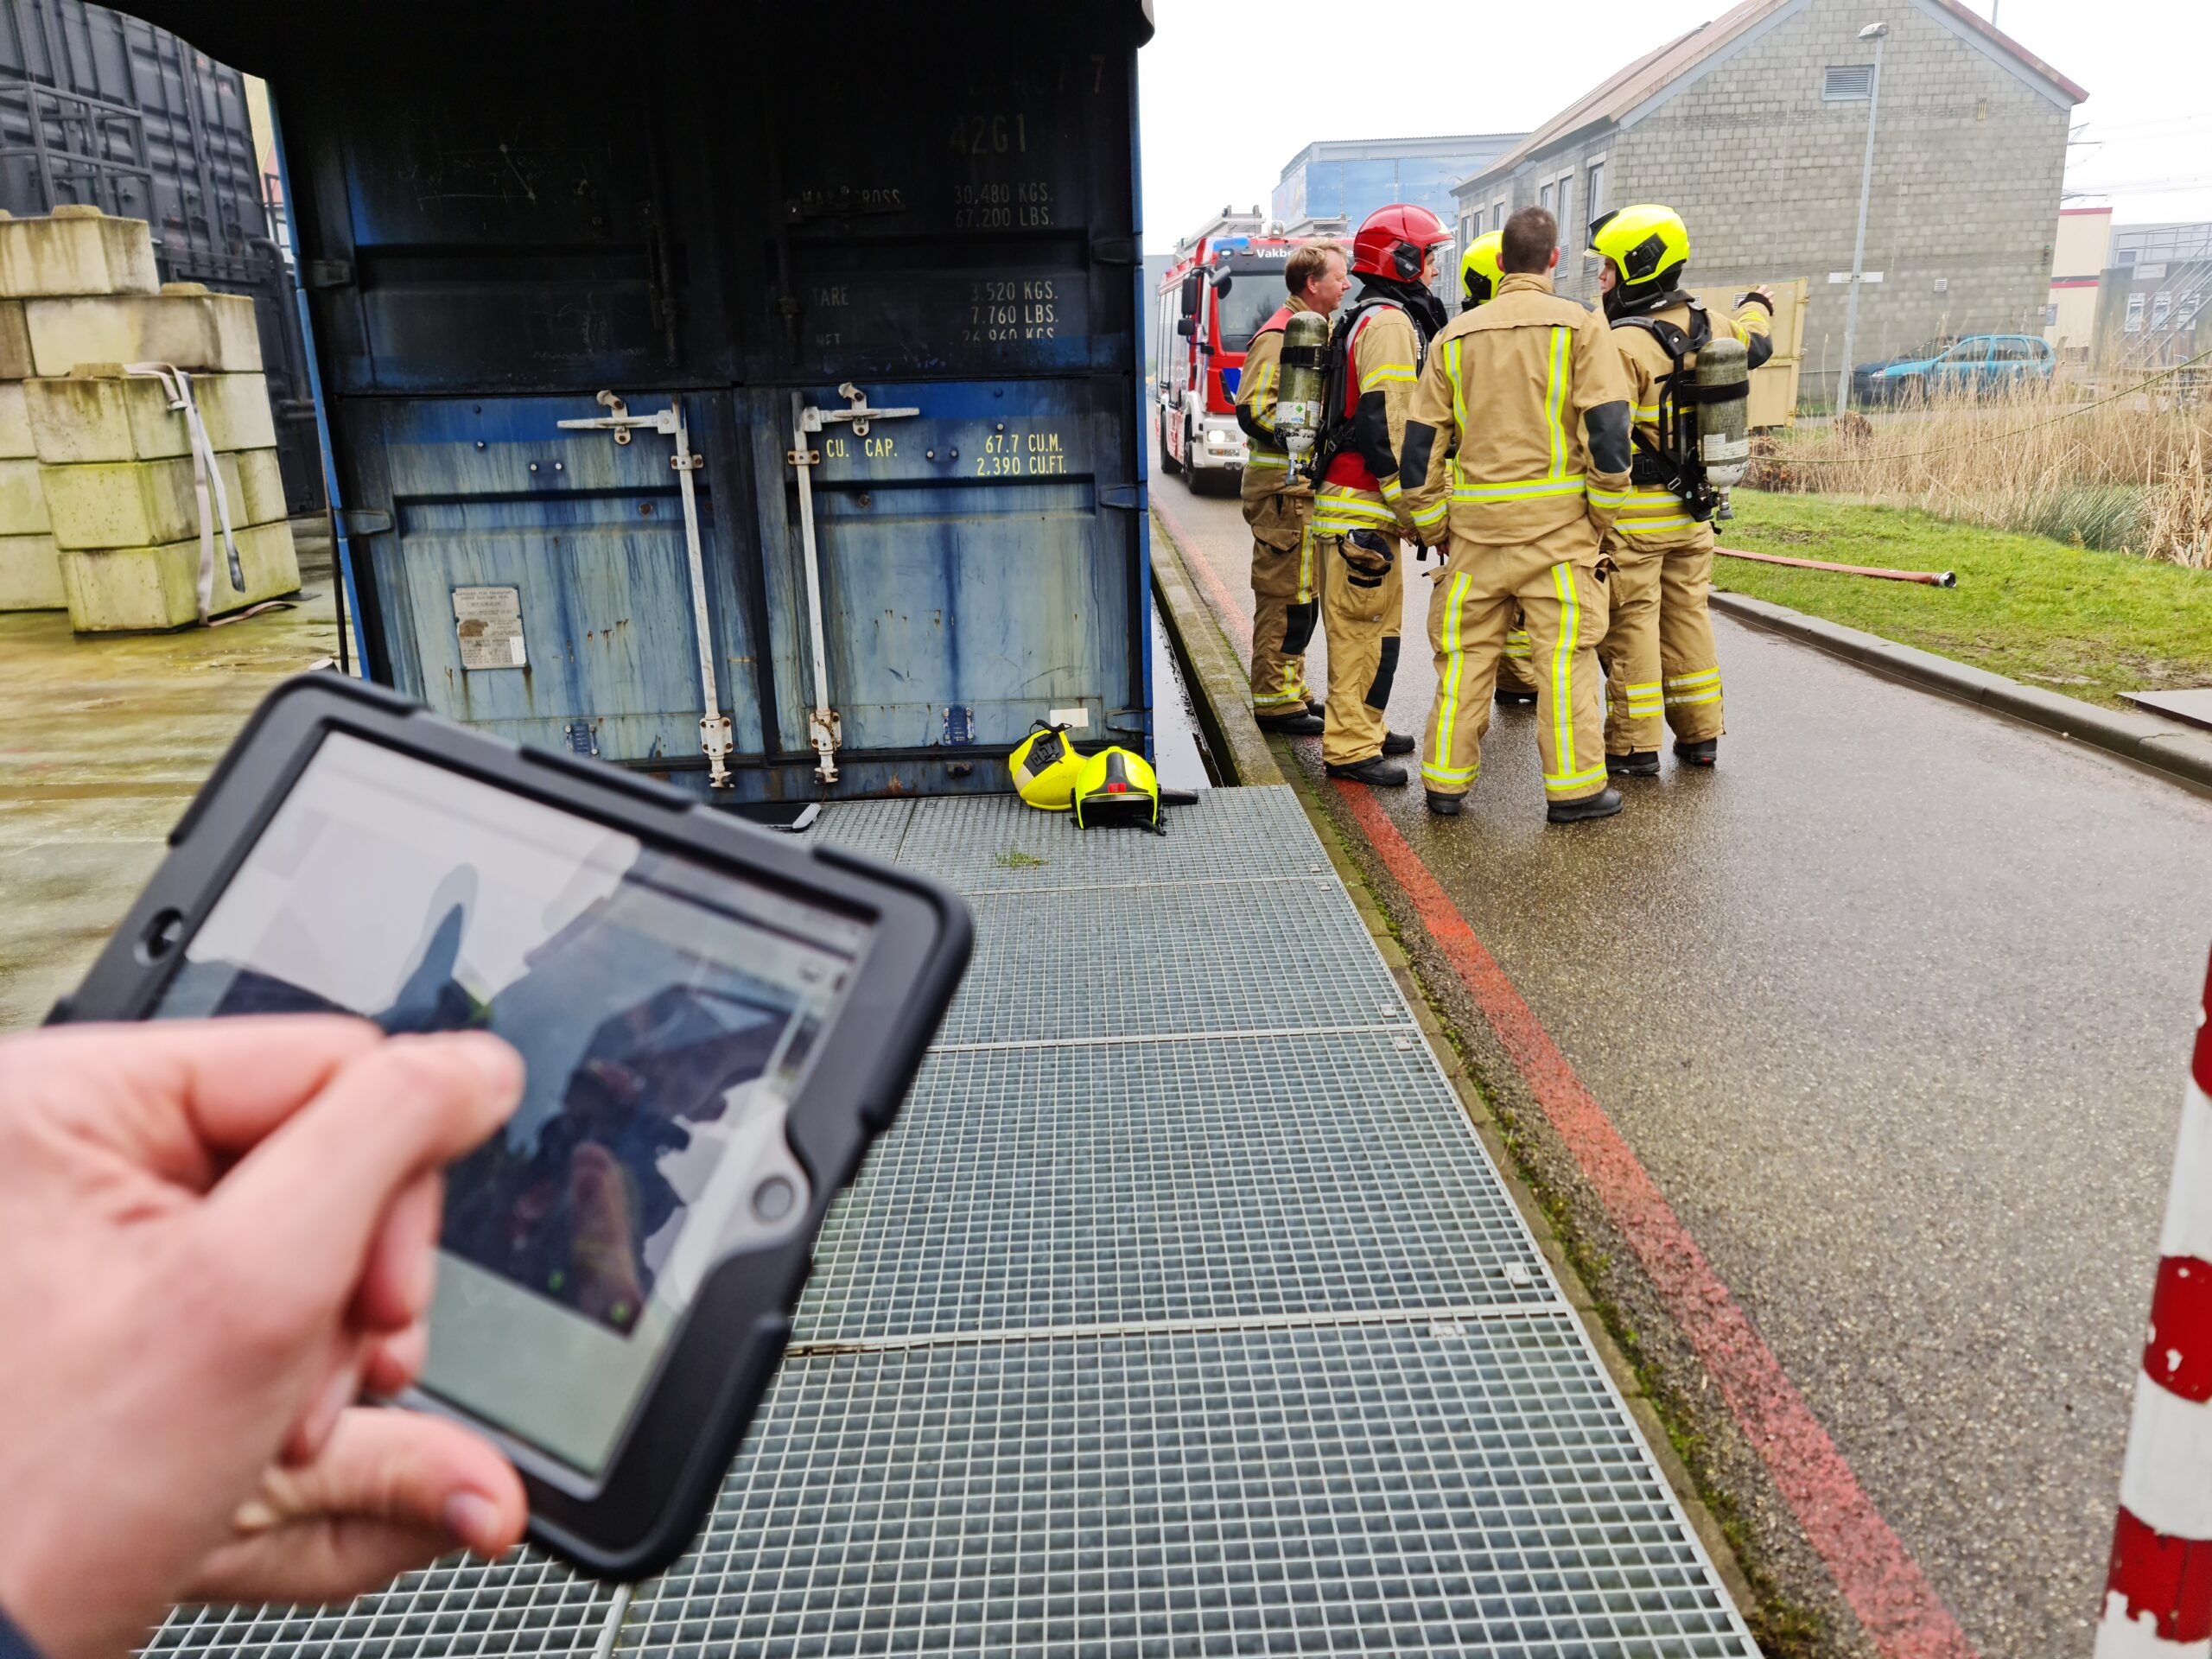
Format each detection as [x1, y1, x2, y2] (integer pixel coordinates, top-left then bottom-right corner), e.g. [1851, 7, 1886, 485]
[1424, 553, 1611, 804]
[1250, 524, 1319, 714]
[1318, 531, 1404, 767]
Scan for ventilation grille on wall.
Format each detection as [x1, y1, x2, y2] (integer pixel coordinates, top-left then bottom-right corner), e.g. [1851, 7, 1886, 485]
[1824, 64, 1874, 100]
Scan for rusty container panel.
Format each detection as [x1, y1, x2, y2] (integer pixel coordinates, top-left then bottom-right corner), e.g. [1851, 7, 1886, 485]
[135, 1, 1154, 801]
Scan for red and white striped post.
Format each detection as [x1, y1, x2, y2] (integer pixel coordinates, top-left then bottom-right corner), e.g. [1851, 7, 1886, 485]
[2097, 948, 2212, 1657]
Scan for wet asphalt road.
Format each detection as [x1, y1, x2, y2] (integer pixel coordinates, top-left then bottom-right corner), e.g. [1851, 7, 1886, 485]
[1153, 475, 2212, 1658]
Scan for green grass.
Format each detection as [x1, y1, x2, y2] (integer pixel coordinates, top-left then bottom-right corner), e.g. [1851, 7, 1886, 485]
[993, 849, 1047, 869]
[1716, 493, 2212, 709]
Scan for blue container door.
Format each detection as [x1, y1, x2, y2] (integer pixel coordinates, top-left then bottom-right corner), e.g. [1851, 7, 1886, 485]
[746, 380, 1141, 766]
[350, 393, 764, 770]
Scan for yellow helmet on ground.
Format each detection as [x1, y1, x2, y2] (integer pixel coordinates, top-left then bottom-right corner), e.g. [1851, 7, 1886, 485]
[1010, 721, 1084, 810]
[1587, 205, 1691, 305]
[1459, 232, 1505, 311]
[1071, 746, 1163, 833]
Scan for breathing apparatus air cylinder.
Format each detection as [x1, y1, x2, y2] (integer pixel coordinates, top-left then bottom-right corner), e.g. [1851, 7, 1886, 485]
[1690, 334, 1751, 518]
[1274, 309, 1332, 478]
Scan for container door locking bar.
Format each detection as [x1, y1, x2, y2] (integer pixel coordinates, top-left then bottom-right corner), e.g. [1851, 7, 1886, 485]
[788, 384, 918, 782]
[558, 392, 734, 788]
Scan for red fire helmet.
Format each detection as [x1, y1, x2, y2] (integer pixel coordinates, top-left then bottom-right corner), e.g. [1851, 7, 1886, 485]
[1350, 203, 1453, 283]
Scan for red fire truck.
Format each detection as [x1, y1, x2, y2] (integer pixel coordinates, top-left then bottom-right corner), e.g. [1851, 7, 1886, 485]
[1155, 213, 1318, 491]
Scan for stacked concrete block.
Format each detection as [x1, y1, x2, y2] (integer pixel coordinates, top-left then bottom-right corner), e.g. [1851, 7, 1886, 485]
[26, 363, 299, 631]
[0, 205, 296, 630]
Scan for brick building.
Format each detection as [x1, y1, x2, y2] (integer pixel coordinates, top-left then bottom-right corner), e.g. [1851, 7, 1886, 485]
[1453, 0, 2084, 403]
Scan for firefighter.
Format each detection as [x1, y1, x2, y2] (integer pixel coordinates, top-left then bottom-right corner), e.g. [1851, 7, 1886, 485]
[1586, 204, 1772, 772]
[1459, 232, 1540, 709]
[1400, 205, 1635, 823]
[1234, 240, 1351, 733]
[1311, 203, 1454, 787]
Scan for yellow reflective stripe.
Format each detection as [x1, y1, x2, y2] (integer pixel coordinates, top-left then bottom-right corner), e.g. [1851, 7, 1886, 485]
[1546, 762, 1611, 794]
[1623, 680, 1660, 695]
[1410, 500, 1448, 531]
[1359, 364, 1417, 392]
[1452, 474, 1587, 502]
[1585, 485, 1629, 507]
[1630, 402, 1662, 422]
[1379, 475, 1403, 499]
[1296, 524, 1314, 604]
[1664, 690, 1722, 707]
[1667, 669, 1721, 687]
[1427, 569, 1472, 785]
[1546, 326, 1570, 480]
[1613, 517, 1701, 534]
[1446, 337, 1467, 489]
[1548, 562, 1578, 781]
[1313, 493, 1396, 521]
[1247, 449, 1291, 466]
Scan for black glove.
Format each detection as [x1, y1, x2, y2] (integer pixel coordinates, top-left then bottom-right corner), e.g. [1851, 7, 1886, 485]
[1344, 528, 1395, 588]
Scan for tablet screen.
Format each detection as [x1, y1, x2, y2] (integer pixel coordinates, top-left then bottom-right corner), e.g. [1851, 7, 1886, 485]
[155, 732, 868, 1474]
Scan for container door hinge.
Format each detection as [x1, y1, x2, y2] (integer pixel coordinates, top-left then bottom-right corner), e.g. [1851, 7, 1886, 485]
[304, 259, 353, 289]
[1098, 483, 1145, 511]
[788, 384, 918, 782]
[557, 391, 735, 787]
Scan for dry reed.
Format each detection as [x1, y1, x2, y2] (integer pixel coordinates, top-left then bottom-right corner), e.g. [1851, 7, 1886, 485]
[1755, 375, 2212, 566]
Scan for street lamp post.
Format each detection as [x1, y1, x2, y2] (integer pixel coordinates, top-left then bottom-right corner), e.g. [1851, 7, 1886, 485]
[1837, 20, 1888, 416]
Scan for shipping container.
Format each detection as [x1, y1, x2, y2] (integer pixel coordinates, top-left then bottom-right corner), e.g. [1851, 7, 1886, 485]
[0, 0, 326, 512]
[118, 0, 1155, 804]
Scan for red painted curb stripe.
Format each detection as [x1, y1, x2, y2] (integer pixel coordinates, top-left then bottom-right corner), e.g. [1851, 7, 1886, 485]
[1153, 492, 1255, 653]
[1330, 776, 1980, 1659]
[2194, 954, 2211, 1099]
[2110, 1504, 2212, 1644]
[2147, 1256, 2212, 1405]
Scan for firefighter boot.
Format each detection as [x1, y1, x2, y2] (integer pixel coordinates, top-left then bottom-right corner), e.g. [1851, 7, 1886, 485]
[1548, 785, 1624, 823]
[1608, 750, 1660, 778]
[1426, 790, 1464, 817]
[1382, 732, 1415, 755]
[1256, 710, 1325, 735]
[1326, 754, 1409, 787]
[1675, 737, 1719, 767]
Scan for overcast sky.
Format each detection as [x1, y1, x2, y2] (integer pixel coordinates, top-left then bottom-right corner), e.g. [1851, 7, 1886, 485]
[1137, 0, 2212, 251]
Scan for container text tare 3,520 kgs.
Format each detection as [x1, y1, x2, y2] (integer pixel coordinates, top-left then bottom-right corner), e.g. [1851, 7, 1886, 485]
[131, 0, 1157, 802]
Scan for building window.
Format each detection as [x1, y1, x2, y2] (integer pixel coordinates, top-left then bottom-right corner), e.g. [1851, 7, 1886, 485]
[1823, 64, 1873, 100]
[2045, 302, 2058, 327]
[1556, 175, 1574, 245]
[2152, 293, 2172, 327]
[1539, 181, 1554, 219]
[1586, 161, 1605, 223]
[2126, 294, 2145, 333]
[1470, 208, 1483, 237]
[2118, 249, 2139, 266]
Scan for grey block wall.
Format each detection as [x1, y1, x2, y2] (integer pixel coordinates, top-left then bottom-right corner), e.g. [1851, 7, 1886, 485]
[1456, 0, 2074, 391]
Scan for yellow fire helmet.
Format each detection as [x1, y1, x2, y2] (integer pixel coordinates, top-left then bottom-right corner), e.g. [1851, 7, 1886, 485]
[1071, 745, 1164, 834]
[1459, 232, 1505, 310]
[1009, 720, 1085, 810]
[1587, 204, 1692, 302]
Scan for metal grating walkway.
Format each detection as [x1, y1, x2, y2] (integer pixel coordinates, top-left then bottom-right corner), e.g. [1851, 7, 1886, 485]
[144, 786, 1757, 1659]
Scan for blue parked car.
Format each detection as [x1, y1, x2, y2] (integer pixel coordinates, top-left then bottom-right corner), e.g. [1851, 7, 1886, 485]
[1859, 334, 2054, 404]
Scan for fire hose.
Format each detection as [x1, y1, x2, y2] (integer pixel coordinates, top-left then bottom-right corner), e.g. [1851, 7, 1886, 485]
[1717, 546, 1955, 587]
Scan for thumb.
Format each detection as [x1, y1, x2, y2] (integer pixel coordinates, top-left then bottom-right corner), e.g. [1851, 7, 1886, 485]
[201, 1033, 522, 1325]
[183, 1407, 527, 1606]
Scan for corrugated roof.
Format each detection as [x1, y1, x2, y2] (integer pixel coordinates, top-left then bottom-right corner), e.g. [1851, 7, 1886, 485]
[1465, 0, 2085, 190]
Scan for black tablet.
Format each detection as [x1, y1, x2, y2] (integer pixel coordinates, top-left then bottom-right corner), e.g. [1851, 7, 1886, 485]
[49, 676, 971, 1580]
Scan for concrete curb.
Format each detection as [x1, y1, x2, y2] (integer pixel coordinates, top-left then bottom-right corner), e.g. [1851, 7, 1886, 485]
[1147, 523, 1284, 788]
[1711, 588, 2212, 797]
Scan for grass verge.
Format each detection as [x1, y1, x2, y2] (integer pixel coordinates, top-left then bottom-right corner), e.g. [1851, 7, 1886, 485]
[1717, 491, 2212, 709]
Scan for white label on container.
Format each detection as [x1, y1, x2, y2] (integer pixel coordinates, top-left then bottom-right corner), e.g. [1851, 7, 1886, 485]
[453, 585, 525, 671]
[1048, 706, 1090, 730]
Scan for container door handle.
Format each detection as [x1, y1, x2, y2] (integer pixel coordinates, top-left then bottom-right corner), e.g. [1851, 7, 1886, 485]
[557, 392, 734, 787]
[786, 384, 918, 784]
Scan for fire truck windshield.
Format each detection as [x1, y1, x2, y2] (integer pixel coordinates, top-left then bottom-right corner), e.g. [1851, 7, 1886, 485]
[1214, 266, 1287, 354]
